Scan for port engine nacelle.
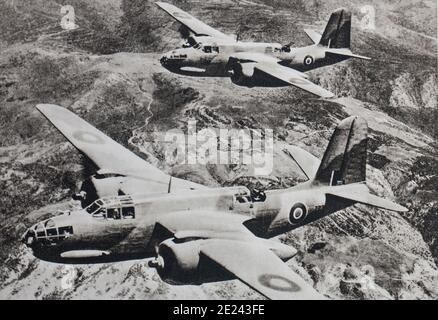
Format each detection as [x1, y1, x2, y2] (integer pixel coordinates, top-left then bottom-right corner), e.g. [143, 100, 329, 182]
[72, 175, 125, 208]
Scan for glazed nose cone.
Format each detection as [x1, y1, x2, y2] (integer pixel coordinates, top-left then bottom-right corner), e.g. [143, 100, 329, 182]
[159, 54, 168, 65]
[21, 228, 36, 247]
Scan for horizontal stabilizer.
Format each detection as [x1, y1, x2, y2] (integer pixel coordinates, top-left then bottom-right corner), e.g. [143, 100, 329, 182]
[304, 29, 321, 44]
[327, 187, 408, 212]
[326, 48, 371, 60]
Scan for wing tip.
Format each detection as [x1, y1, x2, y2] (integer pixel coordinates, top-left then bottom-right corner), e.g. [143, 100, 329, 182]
[394, 204, 409, 213]
[155, 1, 168, 9]
[36, 103, 63, 114]
[381, 202, 408, 213]
[321, 92, 336, 99]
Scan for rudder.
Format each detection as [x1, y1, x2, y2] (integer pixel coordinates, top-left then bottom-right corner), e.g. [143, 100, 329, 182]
[319, 8, 351, 49]
[313, 116, 367, 186]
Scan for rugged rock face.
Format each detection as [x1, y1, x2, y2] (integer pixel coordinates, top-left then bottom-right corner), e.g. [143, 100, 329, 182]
[0, 0, 437, 299]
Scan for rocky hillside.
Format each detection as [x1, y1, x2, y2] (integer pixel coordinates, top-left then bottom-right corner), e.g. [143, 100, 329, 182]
[0, 0, 437, 299]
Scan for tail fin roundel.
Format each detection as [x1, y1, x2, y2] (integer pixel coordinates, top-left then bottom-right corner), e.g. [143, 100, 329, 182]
[313, 116, 368, 186]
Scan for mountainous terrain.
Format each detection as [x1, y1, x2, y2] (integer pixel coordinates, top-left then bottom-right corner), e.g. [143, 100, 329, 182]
[0, 0, 437, 299]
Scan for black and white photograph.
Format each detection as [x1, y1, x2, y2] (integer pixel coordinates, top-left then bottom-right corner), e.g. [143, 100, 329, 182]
[0, 0, 437, 302]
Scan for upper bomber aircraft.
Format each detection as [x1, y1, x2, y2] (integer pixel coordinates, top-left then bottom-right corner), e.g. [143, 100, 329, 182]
[22, 104, 406, 300]
[156, 2, 370, 98]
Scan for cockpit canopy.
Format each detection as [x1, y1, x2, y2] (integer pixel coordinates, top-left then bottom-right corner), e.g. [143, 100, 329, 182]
[85, 195, 136, 220]
[184, 42, 219, 53]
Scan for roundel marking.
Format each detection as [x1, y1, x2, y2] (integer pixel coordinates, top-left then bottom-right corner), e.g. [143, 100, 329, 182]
[288, 203, 308, 224]
[258, 274, 301, 292]
[303, 55, 314, 66]
[73, 130, 105, 144]
[173, 11, 192, 19]
[292, 207, 304, 220]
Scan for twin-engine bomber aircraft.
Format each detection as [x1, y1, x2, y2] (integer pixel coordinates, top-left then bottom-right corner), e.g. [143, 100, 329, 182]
[156, 2, 370, 98]
[22, 104, 407, 300]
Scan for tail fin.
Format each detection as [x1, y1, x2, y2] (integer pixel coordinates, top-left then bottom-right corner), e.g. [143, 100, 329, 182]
[313, 116, 367, 186]
[319, 8, 351, 48]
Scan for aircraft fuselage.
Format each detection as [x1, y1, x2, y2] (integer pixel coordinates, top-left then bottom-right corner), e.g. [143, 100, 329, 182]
[22, 182, 357, 264]
[160, 40, 348, 78]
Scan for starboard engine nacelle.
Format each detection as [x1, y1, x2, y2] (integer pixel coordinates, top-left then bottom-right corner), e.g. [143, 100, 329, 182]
[230, 60, 291, 87]
[149, 239, 231, 285]
[230, 62, 258, 87]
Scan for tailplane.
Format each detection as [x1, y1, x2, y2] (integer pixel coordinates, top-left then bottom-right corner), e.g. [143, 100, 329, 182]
[326, 183, 408, 212]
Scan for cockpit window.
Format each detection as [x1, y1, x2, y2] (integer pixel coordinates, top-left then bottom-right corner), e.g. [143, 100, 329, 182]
[106, 207, 135, 220]
[92, 208, 106, 218]
[251, 189, 266, 202]
[107, 208, 121, 220]
[87, 196, 136, 220]
[58, 226, 73, 236]
[236, 196, 251, 203]
[203, 46, 219, 53]
[122, 207, 135, 219]
[86, 200, 103, 214]
[34, 220, 74, 242]
[45, 219, 55, 228]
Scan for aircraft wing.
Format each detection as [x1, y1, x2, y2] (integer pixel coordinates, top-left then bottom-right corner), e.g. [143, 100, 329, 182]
[155, 210, 254, 238]
[229, 53, 334, 98]
[36, 104, 205, 192]
[201, 239, 324, 300]
[149, 210, 323, 299]
[254, 62, 335, 98]
[155, 2, 232, 39]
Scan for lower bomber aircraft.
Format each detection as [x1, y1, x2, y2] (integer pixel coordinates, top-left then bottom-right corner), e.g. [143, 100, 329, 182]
[156, 2, 370, 98]
[21, 104, 407, 300]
